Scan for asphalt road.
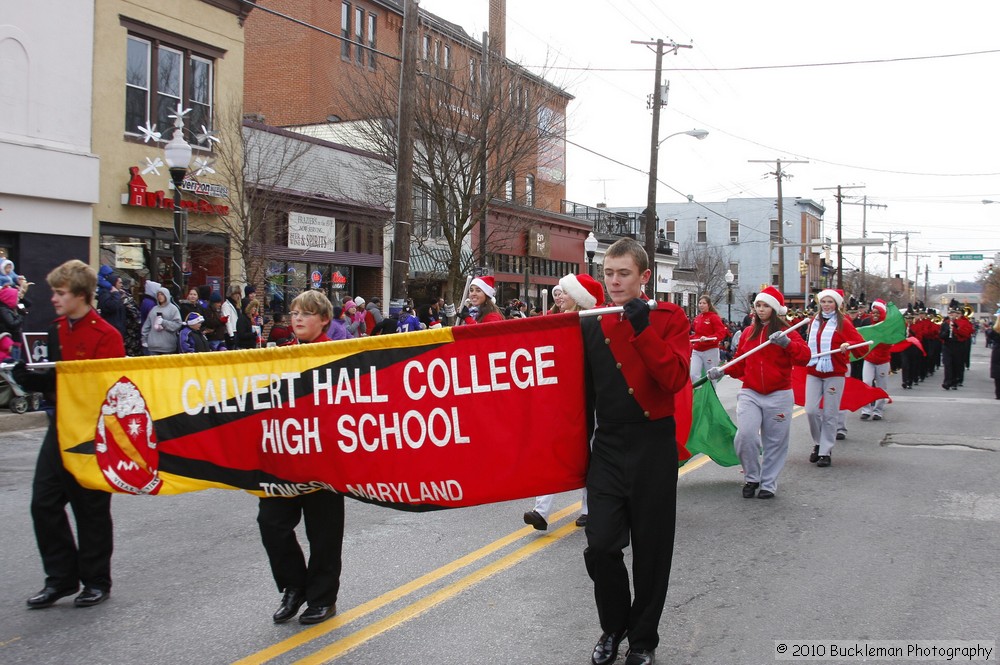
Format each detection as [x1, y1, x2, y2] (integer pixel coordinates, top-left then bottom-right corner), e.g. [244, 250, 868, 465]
[1, 343, 998, 665]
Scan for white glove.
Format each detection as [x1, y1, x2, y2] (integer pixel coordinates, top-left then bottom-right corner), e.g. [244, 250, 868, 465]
[707, 366, 724, 381]
[768, 331, 790, 348]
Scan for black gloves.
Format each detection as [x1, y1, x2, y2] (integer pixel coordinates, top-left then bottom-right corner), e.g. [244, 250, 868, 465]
[622, 298, 650, 334]
[459, 306, 470, 320]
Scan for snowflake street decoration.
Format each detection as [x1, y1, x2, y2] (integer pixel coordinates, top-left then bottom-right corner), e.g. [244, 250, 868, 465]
[193, 157, 216, 176]
[137, 121, 162, 144]
[141, 156, 164, 176]
[196, 125, 220, 145]
[168, 102, 192, 124]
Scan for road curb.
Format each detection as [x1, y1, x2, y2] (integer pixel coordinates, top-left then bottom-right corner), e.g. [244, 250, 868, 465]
[0, 411, 49, 433]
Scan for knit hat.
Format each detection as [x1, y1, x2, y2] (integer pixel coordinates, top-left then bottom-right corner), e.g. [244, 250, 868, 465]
[559, 273, 605, 310]
[244, 284, 257, 298]
[871, 298, 887, 313]
[185, 312, 205, 326]
[816, 288, 844, 308]
[354, 296, 366, 307]
[754, 285, 787, 317]
[209, 292, 223, 303]
[343, 297, 356, 308]
[470, 275, 496, 299]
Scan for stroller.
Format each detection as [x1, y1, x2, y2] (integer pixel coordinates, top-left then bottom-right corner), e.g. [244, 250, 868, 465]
[0, 333, 43, 413]
[0, 363, 42, 414]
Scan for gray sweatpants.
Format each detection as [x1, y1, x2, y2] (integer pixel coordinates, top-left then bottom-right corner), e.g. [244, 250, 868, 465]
[735, 388, 793, 493]
[860, 360, 889, 417]
[805, 374, 845, 456]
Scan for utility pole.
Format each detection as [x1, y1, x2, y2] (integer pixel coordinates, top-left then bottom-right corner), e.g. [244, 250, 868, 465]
[815, 184, 864, 290]
[477, 31, 491, 277]
[633, 37, 692, 297]
[751, 158, 807, 292]
[842, 195, 887, 281]
[871, 229, 920, 301]
[391, 0, 420, 304]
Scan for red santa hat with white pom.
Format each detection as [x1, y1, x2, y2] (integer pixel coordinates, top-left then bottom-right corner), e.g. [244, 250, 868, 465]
[754, 285, 787, 317]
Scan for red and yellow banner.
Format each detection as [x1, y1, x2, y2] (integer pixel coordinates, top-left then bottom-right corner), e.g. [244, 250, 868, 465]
[56, 315, 589, 510]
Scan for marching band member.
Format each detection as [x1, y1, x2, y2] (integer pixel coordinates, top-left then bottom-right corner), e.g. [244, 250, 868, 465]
[689, 294, 728, 382]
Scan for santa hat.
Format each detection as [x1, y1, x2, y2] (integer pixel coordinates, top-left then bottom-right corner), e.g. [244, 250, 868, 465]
[871, 298, 887, 313]
[816, 288, 845, 308]
[471, 275, 496, 299]
[185, 312, 205, 326]
[754, 286, 787, 317]
[552, 284, 563, 296]
[559, 273, 605, 310]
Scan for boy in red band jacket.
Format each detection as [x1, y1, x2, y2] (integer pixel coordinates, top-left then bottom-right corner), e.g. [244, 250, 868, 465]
[581, 239, 689, 665]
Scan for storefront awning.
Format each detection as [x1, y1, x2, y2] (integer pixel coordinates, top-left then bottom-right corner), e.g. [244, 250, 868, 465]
[409, 246, 474, 280]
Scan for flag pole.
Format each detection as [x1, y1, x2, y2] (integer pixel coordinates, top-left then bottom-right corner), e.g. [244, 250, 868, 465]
[812, 340, 873, 358]
[691, 316, 810, 388]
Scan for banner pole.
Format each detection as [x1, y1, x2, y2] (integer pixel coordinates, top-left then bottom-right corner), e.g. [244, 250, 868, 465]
[812, 340, 873, 358]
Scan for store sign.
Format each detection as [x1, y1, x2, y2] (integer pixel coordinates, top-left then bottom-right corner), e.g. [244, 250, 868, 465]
[331, 270, 348, 290]
[122, 167, 229, 216]
[288, 212, 336, 252]
[180, 179, 229, 198]
[528, 227, 551, 259]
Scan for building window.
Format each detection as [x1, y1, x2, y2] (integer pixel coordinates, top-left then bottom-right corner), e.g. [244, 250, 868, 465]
[367, 13, 377, 69]
[525, 175, 534, 206]
[697, 218, 707, 243]
[729, 262, 739, 284]
[433, 40, 440, 65]
[443, 44, 451, 69]
[770, 218, 780, 240]
[469, 57, 477, 93]
[730, 219, 739, 243]
[771, 263, 779, 285]
[665, 219, 675, 242]
[354, 7, 364, 64]
[504, 173, 514, 201]
[423, 35, 431, 60]
[125, 35, 214, 146]
[341, 2, 351, 59]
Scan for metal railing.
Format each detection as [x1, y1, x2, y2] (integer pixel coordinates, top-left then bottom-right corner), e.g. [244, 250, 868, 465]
[563, 200, 677, 255]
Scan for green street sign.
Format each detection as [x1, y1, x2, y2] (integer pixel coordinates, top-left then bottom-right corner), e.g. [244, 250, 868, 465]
[949, 253, 984, 260]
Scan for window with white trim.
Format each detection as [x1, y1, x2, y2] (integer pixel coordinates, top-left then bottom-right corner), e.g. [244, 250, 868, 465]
[697, 218, 707, 243]
[730, 219, 739, 243]
[525, 175, 535, 206]
[665, 219, 675, 242]
[341, 2, 351, 59]
[125, 34, 214, 147]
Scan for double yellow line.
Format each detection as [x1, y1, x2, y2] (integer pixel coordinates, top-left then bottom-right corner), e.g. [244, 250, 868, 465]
[235, 455, 715, 665]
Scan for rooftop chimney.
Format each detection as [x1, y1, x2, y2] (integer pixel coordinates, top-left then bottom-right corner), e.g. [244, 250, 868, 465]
[488, 0, 506, 57]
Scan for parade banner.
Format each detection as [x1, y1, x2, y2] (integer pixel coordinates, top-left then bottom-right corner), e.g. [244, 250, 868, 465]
[55, 315, 590, 510]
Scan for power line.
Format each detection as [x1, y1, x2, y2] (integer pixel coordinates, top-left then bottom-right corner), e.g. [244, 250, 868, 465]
[528, 47, 1000, 73]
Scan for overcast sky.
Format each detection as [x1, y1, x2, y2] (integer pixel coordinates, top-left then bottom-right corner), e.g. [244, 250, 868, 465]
[419, 0, 1000, 285]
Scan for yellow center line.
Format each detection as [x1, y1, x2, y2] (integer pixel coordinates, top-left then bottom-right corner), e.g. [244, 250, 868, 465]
[238, 450, 716, 665]
[232, 503, 583, 665]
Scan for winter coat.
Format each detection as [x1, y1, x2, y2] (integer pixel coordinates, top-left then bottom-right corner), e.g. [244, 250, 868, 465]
[805, 315, 865, 378]
[327, 317, 351, 340]
[0, 287, 24, 338]
[140, 288, 183, 354]
[97, 286, 127, 338]
[726, 325, 811, 394]
[179, 326, 210, 353]
[139, 279, 161, 327]
[690, 312, 728, 352]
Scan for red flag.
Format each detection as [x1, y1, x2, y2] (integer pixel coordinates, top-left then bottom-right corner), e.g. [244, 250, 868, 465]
[889, 336, 926, 356]
[791, 366, 892, 412]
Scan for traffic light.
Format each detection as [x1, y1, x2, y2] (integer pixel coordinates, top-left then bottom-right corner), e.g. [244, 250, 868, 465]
[938, 260, 943, 270]
[798, 260, 807, 276]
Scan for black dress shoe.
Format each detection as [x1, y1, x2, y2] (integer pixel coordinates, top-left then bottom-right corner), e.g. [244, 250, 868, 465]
[575, 514, 588, 527]
[816, 455, 832, 468]
[624, 648, 656, 665]
[592, 630, 627, 665]
[757, 489, 775, 499]
[742, 482, 759, 498]
[809, 445, 820, 463]
[299, 604, 337, 625]
[26, 586, 78, 609]
[74, 587, 110, 608]
[523, 510, 548, 531]
[272, 588, 305, 623]
[835, 432, 846, 441]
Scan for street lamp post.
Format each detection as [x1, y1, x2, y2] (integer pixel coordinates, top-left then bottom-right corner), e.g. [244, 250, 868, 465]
[163, 126, 192, 298]
[725, 269, 734, 322]
[584, 231, 598, 278]
[643, 128, 708, 297]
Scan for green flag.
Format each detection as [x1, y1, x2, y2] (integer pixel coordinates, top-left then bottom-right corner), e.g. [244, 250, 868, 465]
[685, 381, 740, 467]
[853, 302, 907, 360]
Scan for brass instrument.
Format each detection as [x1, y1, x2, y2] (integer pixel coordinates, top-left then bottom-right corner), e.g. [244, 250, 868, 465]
[963, 305, 975, 320]
[932, 313, 944, 324]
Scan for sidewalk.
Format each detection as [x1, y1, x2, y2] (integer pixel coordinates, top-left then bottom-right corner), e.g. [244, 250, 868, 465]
[0, 409, 48, 433]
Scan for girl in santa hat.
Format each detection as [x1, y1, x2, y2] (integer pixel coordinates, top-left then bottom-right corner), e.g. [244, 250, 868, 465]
[859, 299, 891, 420]
[460, 275, 504, 324]
[689, 294, 729, 382]
[708, 286, 810, 498]
[523, 273, 606, 530]
[804, 288, 865, 467]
